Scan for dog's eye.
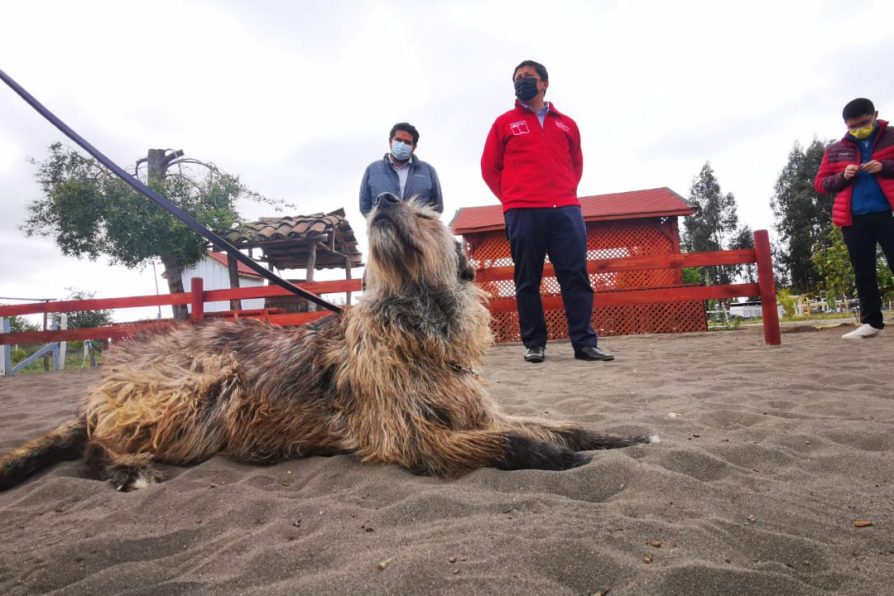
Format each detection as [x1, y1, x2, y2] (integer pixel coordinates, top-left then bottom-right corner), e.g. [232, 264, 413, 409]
[415, 213, 434, 220]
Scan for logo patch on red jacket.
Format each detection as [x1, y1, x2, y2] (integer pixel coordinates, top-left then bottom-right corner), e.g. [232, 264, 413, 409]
[509, 120, 530, 136]
[555, 121, 570, 132]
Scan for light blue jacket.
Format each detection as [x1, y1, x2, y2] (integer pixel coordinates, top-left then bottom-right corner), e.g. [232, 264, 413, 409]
[359, 154, 443, 216]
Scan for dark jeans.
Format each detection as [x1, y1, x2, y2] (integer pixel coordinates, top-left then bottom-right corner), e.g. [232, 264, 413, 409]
[841, 210, 894, 329]
[504, 206, 597, 350]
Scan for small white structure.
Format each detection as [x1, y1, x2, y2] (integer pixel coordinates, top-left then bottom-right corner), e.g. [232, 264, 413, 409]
[181, 252, 266, 313]
[729, 300, 784, 319]
[729, 301, 763, 319]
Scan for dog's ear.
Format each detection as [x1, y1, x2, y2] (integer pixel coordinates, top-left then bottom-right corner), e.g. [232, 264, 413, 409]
[455, 241, 476, 282]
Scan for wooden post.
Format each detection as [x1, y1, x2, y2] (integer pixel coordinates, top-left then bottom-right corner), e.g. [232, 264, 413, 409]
[1, 317, 9, 376]
[306, 243, 317, 312]
[754, 229, 781, 345]
[57, 313, 67, 370]
[227, 253, 242, 312]
[191, 277, 205, 322]
[345, 257, 353, 306]
[43, 309, 50, 371]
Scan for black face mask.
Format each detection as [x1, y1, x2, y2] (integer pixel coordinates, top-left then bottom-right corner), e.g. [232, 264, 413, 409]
[514, 77, 539, 101]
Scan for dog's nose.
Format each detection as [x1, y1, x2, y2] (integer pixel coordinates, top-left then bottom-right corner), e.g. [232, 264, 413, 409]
[375, 192, 400, 208]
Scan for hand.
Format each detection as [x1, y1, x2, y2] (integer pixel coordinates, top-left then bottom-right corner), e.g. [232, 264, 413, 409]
[860, 160, 882, 174]
[843, 164, 860, 179]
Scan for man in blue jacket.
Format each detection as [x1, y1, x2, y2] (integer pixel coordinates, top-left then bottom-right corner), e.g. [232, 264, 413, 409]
[359, 122, 444, 217]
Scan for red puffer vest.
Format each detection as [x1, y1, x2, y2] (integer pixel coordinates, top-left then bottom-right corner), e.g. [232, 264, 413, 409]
[814, 119, 894, 226]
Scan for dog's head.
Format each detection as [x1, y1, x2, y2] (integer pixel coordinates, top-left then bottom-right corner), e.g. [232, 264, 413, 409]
[365, 193, 475, 293]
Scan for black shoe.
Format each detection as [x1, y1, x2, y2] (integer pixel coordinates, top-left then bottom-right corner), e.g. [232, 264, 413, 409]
[524, 346, 545, 363]
[574, 346, 614, 361]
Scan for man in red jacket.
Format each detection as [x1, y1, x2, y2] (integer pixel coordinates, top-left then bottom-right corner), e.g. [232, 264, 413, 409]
[814, 98, 894, 339]
[481, 60, 612, 363]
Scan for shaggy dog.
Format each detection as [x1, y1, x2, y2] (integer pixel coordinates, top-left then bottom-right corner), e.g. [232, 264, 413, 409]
[0, 193, 654, 491]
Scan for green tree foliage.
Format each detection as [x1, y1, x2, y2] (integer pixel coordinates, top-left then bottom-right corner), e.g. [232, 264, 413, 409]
[810, 226, 854, 306]
[50, 288, 113, 330]
[879, 257, 894, 305]
[5, 314, 39, 334]
[23, 144, 268, 319]
[1, 313, 41, 363]
[769, 139, 831, 293]
[681, 162, 750, 285]
[775, 288, 798, 318]
[811, 226, 894, 309]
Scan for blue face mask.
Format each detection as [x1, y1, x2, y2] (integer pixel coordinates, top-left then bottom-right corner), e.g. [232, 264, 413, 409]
[390, 140, 412, 161]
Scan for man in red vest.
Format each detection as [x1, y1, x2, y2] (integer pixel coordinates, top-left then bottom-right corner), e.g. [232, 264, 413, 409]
[815, 98, 894, 339]
[481, 60, 612, 363]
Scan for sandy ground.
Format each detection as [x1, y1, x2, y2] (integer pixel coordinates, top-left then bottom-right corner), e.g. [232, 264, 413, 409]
[1, 325, 892, 595]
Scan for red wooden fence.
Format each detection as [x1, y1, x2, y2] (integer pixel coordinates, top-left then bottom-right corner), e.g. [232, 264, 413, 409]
[0, 279, 359, 345]
[473, 229, 780, 345]
[0, 230, 780, 347]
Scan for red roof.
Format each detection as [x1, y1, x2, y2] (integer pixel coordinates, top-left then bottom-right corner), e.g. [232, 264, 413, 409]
[207, 252, 263, 278]
[450, 187, 695, 234]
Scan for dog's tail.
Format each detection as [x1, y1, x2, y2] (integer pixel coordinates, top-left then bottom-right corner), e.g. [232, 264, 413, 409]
[0, 419, 87, 491]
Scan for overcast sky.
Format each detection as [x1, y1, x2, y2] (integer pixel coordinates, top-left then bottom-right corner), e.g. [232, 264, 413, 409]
[2, 0, 893, 321]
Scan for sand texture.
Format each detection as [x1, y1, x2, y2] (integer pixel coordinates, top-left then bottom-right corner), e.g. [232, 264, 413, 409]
[1, 326, 892, 595]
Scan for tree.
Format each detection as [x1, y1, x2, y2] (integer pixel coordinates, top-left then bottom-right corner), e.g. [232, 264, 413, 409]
[23, 144, 270, 319]
[681, 162, 749, 285]
[770, 139, 832, 294]
[811, 227, 894, 311]
[810, 226, 854, 308]
[50, 288, 113, 330]
[5, 314, 39, 334]
[729, 224, 756, 285]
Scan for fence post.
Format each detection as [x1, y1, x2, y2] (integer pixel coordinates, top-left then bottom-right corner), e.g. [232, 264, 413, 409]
[57, 313, 68, 370]
[191, 277, 205, 322]
[753, 229, 781, 345]
[1, 317, 9, 376]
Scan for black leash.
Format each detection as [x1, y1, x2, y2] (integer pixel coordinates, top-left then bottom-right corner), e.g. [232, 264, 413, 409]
[0, 68, 343, 314]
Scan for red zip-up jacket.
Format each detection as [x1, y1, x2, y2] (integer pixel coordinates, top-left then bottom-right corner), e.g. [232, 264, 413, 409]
[814, 119, 894, 227]
[481, 100, 583, 212]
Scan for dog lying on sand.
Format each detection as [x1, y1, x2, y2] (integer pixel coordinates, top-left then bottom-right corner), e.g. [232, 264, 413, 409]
[0, 193, 655, 491]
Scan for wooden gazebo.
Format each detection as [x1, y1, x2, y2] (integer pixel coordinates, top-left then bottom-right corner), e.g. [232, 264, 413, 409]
[451, 187, 704, 342]
[222, 208, 363, 310]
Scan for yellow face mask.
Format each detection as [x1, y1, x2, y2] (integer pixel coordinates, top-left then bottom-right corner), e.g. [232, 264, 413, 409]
[849, 123, 876, 140]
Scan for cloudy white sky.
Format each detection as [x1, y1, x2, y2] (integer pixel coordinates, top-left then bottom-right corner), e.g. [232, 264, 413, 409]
[2, 0, 893, 321]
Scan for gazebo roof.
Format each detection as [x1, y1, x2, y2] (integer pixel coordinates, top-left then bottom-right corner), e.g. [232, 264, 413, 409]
[223, 208, 363, 270]
[451, 187, 695, 235]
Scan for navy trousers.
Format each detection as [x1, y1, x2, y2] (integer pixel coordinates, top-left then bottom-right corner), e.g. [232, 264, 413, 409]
[841, 210, 894, 329]
[504, 206, 597, 349]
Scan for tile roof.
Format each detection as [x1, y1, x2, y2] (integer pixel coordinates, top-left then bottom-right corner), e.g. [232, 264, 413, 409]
[451, 187, 696, 234]
[224, 212, 349, 243]
[222, 209, 363, 270]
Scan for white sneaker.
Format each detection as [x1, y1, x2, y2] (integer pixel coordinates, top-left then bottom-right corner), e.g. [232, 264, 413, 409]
[842, 323, 882, 339]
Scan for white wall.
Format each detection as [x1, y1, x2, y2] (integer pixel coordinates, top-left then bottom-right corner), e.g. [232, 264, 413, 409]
[181, 257, 266, 313]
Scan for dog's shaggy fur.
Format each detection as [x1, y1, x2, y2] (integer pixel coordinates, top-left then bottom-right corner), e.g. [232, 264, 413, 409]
[0, 193, 654, 491]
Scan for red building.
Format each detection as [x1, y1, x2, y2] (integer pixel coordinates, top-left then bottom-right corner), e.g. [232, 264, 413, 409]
[451, 187, 706, 342]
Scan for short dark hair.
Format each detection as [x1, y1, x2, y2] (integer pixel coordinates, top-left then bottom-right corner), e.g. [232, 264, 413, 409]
[512, 60, 548, 82]
[389, 122, 419, 145]
[842, 98, 875, 121]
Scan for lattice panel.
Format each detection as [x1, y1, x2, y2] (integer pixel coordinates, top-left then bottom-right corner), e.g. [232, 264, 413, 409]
[464, 217, 707, 341]
[489, 301, 707, 343]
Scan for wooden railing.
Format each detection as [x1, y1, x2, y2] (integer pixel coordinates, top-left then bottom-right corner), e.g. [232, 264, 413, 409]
[474, 229, 781, 345]
[0, 279, 360, 346]
[0, 230, 780, 349]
